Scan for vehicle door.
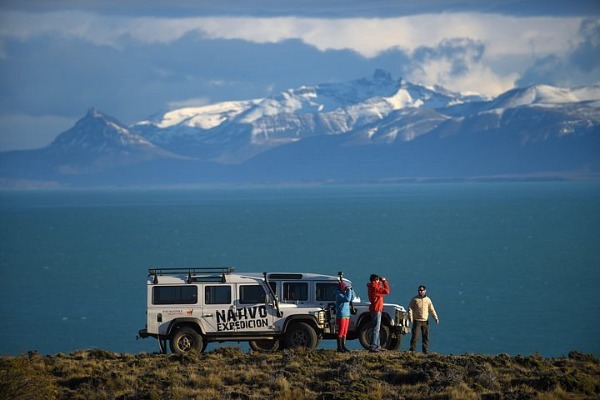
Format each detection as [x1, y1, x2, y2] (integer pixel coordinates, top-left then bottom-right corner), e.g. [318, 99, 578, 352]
[233, 283, 276, 333]
[202, 283, 234, 335]
[149, 284, 200, 336]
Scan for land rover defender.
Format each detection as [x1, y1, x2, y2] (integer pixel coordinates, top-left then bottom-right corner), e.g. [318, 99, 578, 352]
[137, 267, 409, 354]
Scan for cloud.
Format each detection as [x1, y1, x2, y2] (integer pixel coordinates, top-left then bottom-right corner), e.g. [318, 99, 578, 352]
[3, 0, 598, 19]
[402, 38, 519, 96]
[517, 17, 600, 87]
[569, 18, 600, 73]
[0, 30, 375, 122]
[1, 11, 583, 58]
[0, 8, 597, 150]
[0, 11, 585, 91]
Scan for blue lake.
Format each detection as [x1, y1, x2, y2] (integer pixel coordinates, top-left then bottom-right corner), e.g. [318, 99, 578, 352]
[1, 182, 598, 356]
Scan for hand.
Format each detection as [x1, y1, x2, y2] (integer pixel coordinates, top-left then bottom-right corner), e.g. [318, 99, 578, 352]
[381, 277, 386, 281]
[435, 318, 439, 324]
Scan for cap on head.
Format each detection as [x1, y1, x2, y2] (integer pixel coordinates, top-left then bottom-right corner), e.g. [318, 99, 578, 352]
[370, 274, 379, 282]
[418, 285, 426, 291]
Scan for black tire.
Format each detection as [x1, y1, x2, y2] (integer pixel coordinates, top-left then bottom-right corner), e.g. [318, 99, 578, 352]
[169, 326, 204, 354]
[285, 322, 319, 349]
[249, 339, 282, 352]
[358, 321, 391, 350]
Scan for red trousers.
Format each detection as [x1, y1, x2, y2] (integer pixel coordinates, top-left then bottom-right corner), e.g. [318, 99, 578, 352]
[337, 318, 349, 337]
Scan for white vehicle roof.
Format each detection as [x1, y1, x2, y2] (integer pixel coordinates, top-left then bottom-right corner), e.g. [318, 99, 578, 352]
[148, 268, 354, 286]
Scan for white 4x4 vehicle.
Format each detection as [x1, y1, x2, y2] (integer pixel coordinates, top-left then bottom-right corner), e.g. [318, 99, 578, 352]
[137, 267, 409, 354]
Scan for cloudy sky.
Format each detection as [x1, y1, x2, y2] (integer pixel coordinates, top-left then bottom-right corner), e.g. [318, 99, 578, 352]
[0, 0, 598, 151]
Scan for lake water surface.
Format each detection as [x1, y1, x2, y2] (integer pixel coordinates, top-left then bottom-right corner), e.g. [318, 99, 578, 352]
[1, 182, 598, 356]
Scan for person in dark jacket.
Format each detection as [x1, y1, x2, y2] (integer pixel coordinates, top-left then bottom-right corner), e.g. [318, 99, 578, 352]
[335, 280, 355, 352]
[367, 274, 390, 352]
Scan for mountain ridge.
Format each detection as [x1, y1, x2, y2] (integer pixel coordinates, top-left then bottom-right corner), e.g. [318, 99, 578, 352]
[1, 70, 599, 187]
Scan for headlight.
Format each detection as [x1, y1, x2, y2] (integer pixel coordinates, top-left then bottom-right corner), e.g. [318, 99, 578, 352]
[317, 310, 327, 324]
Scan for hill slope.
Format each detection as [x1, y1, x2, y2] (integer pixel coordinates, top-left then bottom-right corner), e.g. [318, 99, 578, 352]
[1, 348, 598, 399]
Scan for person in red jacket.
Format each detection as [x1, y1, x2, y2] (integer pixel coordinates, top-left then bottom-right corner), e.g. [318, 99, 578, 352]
[367, 274, 390, 352]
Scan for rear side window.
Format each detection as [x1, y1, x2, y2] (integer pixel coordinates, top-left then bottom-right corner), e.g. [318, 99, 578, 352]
[239, 285, 267, 304]
[316, 283, 339, 301]
[205, 285, 232, 304]
[153, 286, 198, 305]
[283, 282, 308, 301]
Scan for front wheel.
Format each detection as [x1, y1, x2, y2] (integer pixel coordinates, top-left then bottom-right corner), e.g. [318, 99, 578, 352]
[285, 322, 318, 349]
[249, 339, 282, 352]
[169, 327, 205, 354]
[358, 322, 392, 350]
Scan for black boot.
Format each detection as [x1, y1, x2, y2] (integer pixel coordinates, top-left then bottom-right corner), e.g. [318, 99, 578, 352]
[341, 337, 351, 353]
[336, 337, 344, 352]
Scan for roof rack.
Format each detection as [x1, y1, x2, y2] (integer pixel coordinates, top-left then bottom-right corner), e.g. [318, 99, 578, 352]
[148, 267, 235, 284]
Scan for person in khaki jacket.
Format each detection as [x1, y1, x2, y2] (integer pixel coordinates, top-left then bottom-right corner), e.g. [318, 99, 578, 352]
[408, 285, 439, 353]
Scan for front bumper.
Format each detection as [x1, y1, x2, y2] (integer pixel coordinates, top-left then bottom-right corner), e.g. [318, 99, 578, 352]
[137, 328, 149, 339]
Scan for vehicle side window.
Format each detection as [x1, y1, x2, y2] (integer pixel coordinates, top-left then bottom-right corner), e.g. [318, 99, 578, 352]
[205, 285, 231, 304]
[316, 283, 338, 301]
[283, 282, 308, 301]
[239, 285, 267, 304]
[153, 286, 197, 305]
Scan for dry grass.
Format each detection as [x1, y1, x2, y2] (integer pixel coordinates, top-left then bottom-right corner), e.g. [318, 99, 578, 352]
[0, 348, 598, 399]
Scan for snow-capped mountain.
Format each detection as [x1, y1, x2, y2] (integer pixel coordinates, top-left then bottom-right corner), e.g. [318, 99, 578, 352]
[1, 71, 598, 187]
[45, 108, 183, 174]
[487, 84, 600, 110]
[131, 70, 598, 169]
[0, 108, 184, 182]
[133, 69, 484, 164]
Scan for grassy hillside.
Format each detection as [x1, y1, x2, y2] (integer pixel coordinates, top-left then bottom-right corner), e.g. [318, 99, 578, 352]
[1, 348, 598, 399]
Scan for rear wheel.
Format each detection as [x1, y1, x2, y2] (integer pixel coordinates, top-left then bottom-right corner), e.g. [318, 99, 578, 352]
[249, 339, 282, 352]
[170, 327, 205, 354]
[285, 322, 318, 349]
